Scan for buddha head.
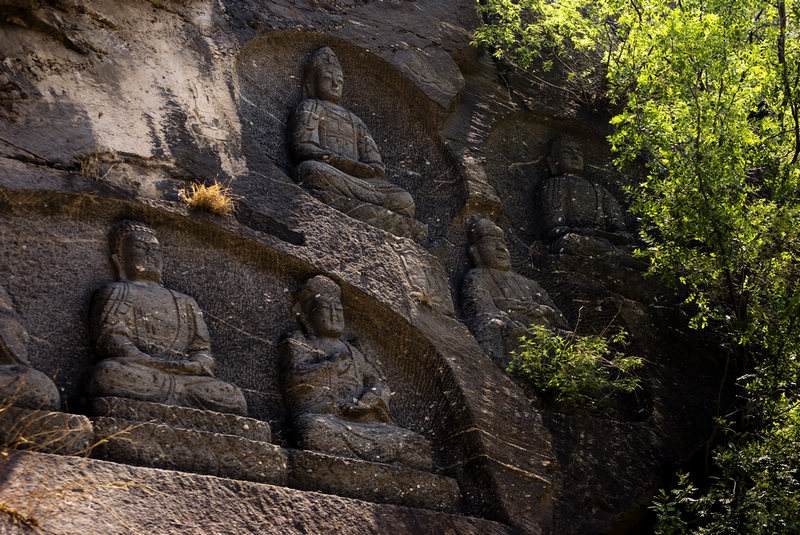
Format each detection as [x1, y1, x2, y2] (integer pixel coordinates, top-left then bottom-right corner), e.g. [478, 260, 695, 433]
[468, 218, 511, 271]
[110, 221, 163, 284]
[296, 275, 345, 338]
[0, 285, 30, 366]
[304, 46, 344, 104]
[547, 135, 585, 176]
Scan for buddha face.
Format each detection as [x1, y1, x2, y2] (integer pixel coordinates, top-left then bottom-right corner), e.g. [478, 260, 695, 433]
[314, 63, 344, 103]
[116, 232, 163, 283]
[476, 235, 511, 271]
[308, 295, 345, 338]
[550, 139, 584, 175]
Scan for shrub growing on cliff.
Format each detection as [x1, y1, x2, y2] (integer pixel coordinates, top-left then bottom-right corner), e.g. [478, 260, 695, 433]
[476, 0, 800, 530]
[507, 324, 642, 406]
[179, 181, 236, 216]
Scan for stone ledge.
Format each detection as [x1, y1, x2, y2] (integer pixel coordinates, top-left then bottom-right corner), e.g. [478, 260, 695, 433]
[90, 397, 271, 442]
[0, 451, 512, 535]
[88, 412, 460, 513]
[0, 407, 94, 455]
[91, 417, 288, 486]
[287, 448, 461, 512]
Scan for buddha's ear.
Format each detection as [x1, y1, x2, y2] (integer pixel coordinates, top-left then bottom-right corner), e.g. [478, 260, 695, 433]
[303, 78, 315, 99]
[292, 300, 310, 333]
[547, 154, 559, 176]
[110, 253, 124, 280]
[468, 244, 481, 267]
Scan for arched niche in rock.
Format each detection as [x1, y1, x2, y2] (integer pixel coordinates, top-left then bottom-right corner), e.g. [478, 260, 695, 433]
[0, 191, 467, 467]
[234, 30, 463, 243]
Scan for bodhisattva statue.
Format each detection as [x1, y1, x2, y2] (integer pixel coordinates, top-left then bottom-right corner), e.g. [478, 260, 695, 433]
[0, 285, 60, 410]
[87, 221, 247, 415]
[289, 47, 425, 240]
[461, 218, 567, 365]
[281, 275, 432, 471]
[540, 136, 627, 246]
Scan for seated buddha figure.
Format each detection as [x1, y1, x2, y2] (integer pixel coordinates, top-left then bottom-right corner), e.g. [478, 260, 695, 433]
[539, 136, 629, 253]
[289, 47, 424, 240]
[0, 284, 60, 410]
[87, 221, 247, 416]
[461, 218, 567, 365]
[281, 275, 432, 471]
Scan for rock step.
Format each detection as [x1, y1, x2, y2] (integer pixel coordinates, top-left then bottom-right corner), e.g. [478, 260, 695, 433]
[287, 448, 460, 512]
[0, 407, 94, 455]
[1, 451, 512, 535]
[91, 416, 461, 512]
[91, 417, 288, 486]
[90, 396, 271, 442]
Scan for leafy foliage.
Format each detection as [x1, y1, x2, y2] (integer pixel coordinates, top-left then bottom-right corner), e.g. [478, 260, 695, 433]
[476, 0, 800, 531]
[507, 324, 642, 406]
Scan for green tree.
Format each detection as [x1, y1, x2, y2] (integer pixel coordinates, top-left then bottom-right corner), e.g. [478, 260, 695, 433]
[475, 0, 800, 531]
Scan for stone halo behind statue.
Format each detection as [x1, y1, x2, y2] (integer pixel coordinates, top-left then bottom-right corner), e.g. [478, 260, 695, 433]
[288, 46, 428, 241]
[86, 220, 248, 416]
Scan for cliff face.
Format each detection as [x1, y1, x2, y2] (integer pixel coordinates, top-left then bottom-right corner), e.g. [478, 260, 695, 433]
[0, 2, 721, 534]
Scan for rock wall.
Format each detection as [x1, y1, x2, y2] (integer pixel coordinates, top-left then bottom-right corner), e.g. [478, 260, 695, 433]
[0, 1, 724, 534]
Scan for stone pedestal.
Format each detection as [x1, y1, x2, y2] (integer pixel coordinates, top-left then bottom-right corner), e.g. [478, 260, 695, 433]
[91, 417, 288, 485]
[91, 397, 271, 442]
[0, 407, 94, 455]
[288, 449, 460, 512]
[89, 397, 285, 485]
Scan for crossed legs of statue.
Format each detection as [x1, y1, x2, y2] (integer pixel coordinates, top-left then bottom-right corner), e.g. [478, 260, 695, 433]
[297, 161, 415, 217]
[89, 359, 248, 416]
[294, 413, 433, 471]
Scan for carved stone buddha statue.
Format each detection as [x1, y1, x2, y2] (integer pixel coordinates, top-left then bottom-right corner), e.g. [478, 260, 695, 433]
[0, 285, 60, 410]
[289, 47, 426, 240]
[539, 136, 628, 251]
[281, 275, 432, 471]
[461, 218, 567, 364]
[87, 221, 247, 416]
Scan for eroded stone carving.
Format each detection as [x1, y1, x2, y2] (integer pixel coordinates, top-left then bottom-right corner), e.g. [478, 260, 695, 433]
[0, 285, 60, 410]
[461, 218, 567, 364]
[540, 136, 629, 253]
[281, 275, 432, 470]
[87, 221, 247, 415]
[290, 47, 427, 241]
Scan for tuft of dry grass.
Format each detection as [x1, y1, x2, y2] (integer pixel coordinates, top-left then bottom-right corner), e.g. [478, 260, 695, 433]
[178, 181, 236, 216]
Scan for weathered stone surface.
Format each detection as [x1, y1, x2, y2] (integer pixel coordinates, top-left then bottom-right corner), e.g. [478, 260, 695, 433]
[91, 417, 288, 486]
[461, 218, 567, 365]
[88, 221, 248, 416]
[283, 275, 433, 471]
[0, 451, 509, 535]
[0, 407, 93, 455]
[90, 396, 271, 443]
[289, 47, 427, 240]
[539, 136, 627, 242]
[287, 448, 460, 512]
[0, 1, 726, 533]
[0, 284, 60, 410]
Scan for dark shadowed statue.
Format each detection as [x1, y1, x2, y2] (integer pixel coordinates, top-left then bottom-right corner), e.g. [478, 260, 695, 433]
[539, 136, 629, 254]
[289, 47, 426, 240]
[87, 221, 247, 415]
[0, 285, 60, 410]
[281, 275, 432, 470]
[461, 218, 567, 365]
